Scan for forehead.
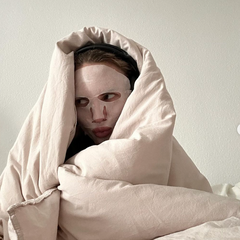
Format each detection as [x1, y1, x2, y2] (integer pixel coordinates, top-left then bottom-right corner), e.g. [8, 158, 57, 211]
[75, 63, 130, 97]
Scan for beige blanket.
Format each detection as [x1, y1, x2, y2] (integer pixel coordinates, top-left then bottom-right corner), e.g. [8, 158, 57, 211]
[0, 27, 240, 239]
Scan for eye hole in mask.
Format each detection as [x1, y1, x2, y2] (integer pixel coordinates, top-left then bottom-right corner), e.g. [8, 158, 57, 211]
[75, 92, 122, 108]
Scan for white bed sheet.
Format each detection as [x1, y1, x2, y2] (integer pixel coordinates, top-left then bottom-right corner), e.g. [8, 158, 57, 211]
[156, 182, 240, 239]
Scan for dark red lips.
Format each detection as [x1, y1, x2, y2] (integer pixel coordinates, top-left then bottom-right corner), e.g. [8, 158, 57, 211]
[92, 127, 113, 138]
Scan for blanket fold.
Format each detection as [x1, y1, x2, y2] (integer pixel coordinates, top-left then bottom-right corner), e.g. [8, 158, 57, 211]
[7, 188, 59, 240]
[57, 167, 240, 239]
[1, 26, 239, 239]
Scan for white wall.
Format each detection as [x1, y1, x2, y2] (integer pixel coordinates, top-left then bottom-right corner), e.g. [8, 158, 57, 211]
[1, 0, 239, 185]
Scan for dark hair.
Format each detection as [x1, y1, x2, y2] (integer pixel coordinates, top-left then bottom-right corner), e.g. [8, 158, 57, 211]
[74, 44, 139, 90]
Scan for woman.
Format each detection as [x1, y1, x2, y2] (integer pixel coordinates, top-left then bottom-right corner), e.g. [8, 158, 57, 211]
[66, 44, 139, 158]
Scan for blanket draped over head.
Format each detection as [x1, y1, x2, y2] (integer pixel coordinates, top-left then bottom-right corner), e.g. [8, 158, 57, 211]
[0, 27, 240, 240]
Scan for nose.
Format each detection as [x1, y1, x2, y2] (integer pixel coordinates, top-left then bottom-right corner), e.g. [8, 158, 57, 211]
[90, 104, 107, 123]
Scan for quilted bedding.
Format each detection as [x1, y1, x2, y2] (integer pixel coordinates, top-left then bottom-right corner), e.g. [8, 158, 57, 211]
[0, 27, 240, 239]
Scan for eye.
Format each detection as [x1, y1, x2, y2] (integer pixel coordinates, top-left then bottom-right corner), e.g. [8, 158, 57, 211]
[99, 92, 121, 102]
[75, 97, 89, 107]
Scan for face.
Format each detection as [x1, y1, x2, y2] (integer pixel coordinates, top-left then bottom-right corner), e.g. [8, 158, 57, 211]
[75, 63, 131, 144]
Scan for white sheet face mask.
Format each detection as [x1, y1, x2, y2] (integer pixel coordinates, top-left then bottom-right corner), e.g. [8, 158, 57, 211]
[75, 64, 131, 144]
